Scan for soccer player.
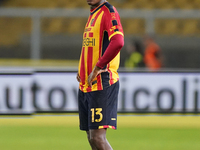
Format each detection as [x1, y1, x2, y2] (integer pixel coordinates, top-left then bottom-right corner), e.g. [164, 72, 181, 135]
[76, 0, 124, 149]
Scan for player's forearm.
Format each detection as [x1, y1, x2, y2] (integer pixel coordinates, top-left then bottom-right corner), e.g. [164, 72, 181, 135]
[96, 34, 124, 69]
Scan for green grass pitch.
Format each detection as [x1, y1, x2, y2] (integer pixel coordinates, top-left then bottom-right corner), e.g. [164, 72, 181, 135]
[0, 114, 200, 150]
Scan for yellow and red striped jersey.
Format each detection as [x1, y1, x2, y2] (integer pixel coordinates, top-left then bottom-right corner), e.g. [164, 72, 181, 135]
[78, 2, 124, 93]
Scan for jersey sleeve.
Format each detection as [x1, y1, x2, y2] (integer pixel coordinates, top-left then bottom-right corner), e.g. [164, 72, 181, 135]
[104, 7, 124, 40]
[96, 34, 124, 69]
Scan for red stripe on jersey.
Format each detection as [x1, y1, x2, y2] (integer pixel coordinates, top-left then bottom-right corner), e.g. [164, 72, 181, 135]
[80, 47, 86, 91]
[87, 47, 93, 76]
[91, 10, 102, 27]
[97, 17, 104, 91]
[86, 15, 93, 27]
[97, 75, 102, 90]
[84, 33, 87, 38]
[86, 47, 93, 92]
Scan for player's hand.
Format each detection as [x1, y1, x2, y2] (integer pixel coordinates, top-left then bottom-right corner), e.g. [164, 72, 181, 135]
[88, 66, 107, 87]
[76, 72, 81, 82]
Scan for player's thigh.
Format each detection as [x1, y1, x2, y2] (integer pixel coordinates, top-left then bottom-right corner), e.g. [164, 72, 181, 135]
[89, 128, 107, 139]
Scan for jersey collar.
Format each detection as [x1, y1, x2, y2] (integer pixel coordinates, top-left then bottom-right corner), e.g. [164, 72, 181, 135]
[90, 1, 107, 15]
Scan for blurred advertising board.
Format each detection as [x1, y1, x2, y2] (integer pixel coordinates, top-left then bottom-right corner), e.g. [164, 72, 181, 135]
[119, 72, 200, 113]
[0, 71, 199, 114]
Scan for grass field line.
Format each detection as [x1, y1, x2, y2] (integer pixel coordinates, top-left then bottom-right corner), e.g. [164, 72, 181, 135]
[0, 115, 200, 128]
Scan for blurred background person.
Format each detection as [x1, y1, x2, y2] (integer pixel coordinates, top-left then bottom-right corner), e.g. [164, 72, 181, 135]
[124, 40, 145, 69]
[143, 34, 163, 71]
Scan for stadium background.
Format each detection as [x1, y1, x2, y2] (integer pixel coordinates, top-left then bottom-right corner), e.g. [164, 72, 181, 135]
[0, 0, 200, 150]
[1, 0, 200, 68]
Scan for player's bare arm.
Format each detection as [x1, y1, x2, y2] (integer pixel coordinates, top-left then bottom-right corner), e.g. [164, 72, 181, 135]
[76, 73, 81, 82]
[88, 66, 107, 87]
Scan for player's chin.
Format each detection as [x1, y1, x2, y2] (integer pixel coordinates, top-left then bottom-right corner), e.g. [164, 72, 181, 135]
[87, 0, 94, 5]
[87, 2, 93, 6]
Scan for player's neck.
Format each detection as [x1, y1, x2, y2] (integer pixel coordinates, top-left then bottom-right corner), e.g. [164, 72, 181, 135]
[90, 0, 106, 10]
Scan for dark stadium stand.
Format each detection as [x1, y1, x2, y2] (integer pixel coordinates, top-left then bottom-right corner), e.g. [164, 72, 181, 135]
[0, 18, 31, 46]
[41, 18, 87, 35]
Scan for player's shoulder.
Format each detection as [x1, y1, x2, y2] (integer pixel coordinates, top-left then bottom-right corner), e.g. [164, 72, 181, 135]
[103, 2, 115, 13]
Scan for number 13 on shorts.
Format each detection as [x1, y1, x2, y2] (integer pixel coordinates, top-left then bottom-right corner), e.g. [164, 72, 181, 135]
[91, 108, 103, 122]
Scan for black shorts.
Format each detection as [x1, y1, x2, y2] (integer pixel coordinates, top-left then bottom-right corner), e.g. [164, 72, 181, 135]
[78, 81, 119, 131]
